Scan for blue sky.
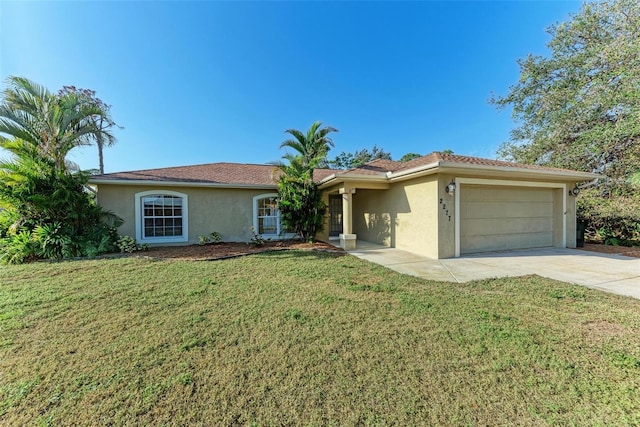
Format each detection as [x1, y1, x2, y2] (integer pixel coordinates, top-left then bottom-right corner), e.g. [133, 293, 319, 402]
[1, 1, 580, 173]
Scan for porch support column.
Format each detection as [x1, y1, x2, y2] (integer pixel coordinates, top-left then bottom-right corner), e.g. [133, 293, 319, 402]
[339, 187, 357, 250]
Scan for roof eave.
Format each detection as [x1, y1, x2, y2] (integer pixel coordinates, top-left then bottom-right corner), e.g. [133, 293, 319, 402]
[437, 162, 603, 180]
[387, 161, 602, 182]
[317, 173, 389, 189]
[88, 178, 278, 189]
[387, 161, 441, 182]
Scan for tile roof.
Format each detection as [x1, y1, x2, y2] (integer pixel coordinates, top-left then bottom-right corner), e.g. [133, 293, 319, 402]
[332, 152, 595, 178]
[337, 158, 402, 176]
[403, 152, 585, 174]
[91, 152, 597, 188]
[91, 162, 338, 187]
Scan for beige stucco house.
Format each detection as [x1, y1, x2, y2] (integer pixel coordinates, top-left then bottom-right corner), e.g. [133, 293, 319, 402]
[89, 152, 599, 259]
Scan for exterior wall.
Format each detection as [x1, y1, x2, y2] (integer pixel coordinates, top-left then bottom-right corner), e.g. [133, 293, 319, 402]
[436, 173, 580, 258]
[96, 173, 582, 253]
[343, 172, 581, 259]
[353, 175, 440, 259]
[96, 184, 275, 244]
[437, 174, 456, 258]
[352, 190, 392, 246]
[564, 189, 577, 248]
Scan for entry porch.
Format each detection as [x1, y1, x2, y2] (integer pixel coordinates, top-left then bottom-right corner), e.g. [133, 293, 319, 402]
[324, 180, 390, 250]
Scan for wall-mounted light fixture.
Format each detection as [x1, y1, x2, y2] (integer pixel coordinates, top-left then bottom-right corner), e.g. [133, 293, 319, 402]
[445, 179, 456, 195]
[569, 184, 580, 197]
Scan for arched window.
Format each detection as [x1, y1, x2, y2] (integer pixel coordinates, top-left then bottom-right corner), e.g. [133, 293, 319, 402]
[253, 193, 291, 238]
[135, 190, 188, 243]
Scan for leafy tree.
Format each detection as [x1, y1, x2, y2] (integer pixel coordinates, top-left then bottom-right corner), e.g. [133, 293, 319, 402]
[400, 152, 422, 162]
[58, 85, 120, 174]
[490, 0, 640, 243]
[491, 0, 640, 181]
[276, 122, 337, 242]
[0, 77, 121, 263]
[328, 145, 392, 169]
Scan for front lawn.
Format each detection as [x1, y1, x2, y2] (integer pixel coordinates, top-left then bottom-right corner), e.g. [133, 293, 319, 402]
[1, 251, 639, 425]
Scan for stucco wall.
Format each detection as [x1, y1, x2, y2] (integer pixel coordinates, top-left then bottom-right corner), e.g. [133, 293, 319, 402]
[564, 188, 577, 248]
[437, 174, 456, 258]
[352, 190, 392, 246]
[352, 175, 440, 259]
[392, 175, 439, 258]
[96, 184, 276, 244]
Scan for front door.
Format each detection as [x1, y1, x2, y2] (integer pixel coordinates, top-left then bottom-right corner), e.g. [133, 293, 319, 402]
[329, 195, 343, 236]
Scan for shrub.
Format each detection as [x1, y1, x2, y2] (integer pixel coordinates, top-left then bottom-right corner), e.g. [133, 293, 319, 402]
[0, 207, 120, 264]
[116, 236, 145, 253]
[198, 231, 222, 245]
[31, 222, 70, 259]
[577, 187, 640, 246]
[0, 229, 37, 264]
[277, 173, 326, 243]
[249, 227, 266, 247]
[0, 161, 122, 263]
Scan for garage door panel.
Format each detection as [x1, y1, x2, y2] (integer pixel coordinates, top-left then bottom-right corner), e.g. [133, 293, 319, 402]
[460, 185, 555, 254]
[461, 232, 553, 253]
[461, 217, 552, 236]
[462, 187, 553, 203]
[462, 201, 553, 219]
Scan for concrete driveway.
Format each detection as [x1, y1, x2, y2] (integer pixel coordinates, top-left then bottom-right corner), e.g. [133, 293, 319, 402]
[347, 242, 640, 299]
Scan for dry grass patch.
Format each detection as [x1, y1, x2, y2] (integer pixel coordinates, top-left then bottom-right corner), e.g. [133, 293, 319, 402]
[1, 251, 640, 425]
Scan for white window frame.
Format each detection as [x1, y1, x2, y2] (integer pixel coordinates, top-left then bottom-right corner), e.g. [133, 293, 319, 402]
[135, 190, 189, 244]
[253, 193, 294, 239]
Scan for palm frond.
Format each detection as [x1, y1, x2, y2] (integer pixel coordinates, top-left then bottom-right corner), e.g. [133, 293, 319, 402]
[1, 76, 119, 174]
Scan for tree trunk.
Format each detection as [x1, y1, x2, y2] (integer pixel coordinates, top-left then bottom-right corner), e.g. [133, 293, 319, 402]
[98, 117, 105, 174]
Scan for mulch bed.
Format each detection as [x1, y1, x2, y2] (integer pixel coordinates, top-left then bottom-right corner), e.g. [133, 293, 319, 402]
[578, 243, 640, 259]
[138, 240, 343, 261]
[127, 241, 639, 261]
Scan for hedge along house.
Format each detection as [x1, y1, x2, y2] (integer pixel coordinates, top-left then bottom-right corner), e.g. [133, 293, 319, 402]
[90, 152, 599, 259]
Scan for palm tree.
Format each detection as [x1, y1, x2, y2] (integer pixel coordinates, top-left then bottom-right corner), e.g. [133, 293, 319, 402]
[0, 76, 113, 173]
[59, 85, 119, 174]
[274, 153, 325, 242]
[274, 122, 336, 242]
[280, 121, 338, 170]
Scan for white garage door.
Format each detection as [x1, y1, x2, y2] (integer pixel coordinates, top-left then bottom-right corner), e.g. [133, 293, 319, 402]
[460, 185, 554, 254]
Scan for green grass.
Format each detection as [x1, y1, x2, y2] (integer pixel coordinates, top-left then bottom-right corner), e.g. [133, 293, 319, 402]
[1, 251, 639, 425]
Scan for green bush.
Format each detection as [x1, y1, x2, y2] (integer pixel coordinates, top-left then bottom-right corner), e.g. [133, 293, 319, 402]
[577, 187, 640, 246]
[249, 227, 266, 247]
[278, 174, 326, 243]
[0, 206, 120, 264]
[0, 155, 122, 263]
[198, 231, 222, 245]
[116, 236, 148, 253]
[0, 229, 37, 264]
